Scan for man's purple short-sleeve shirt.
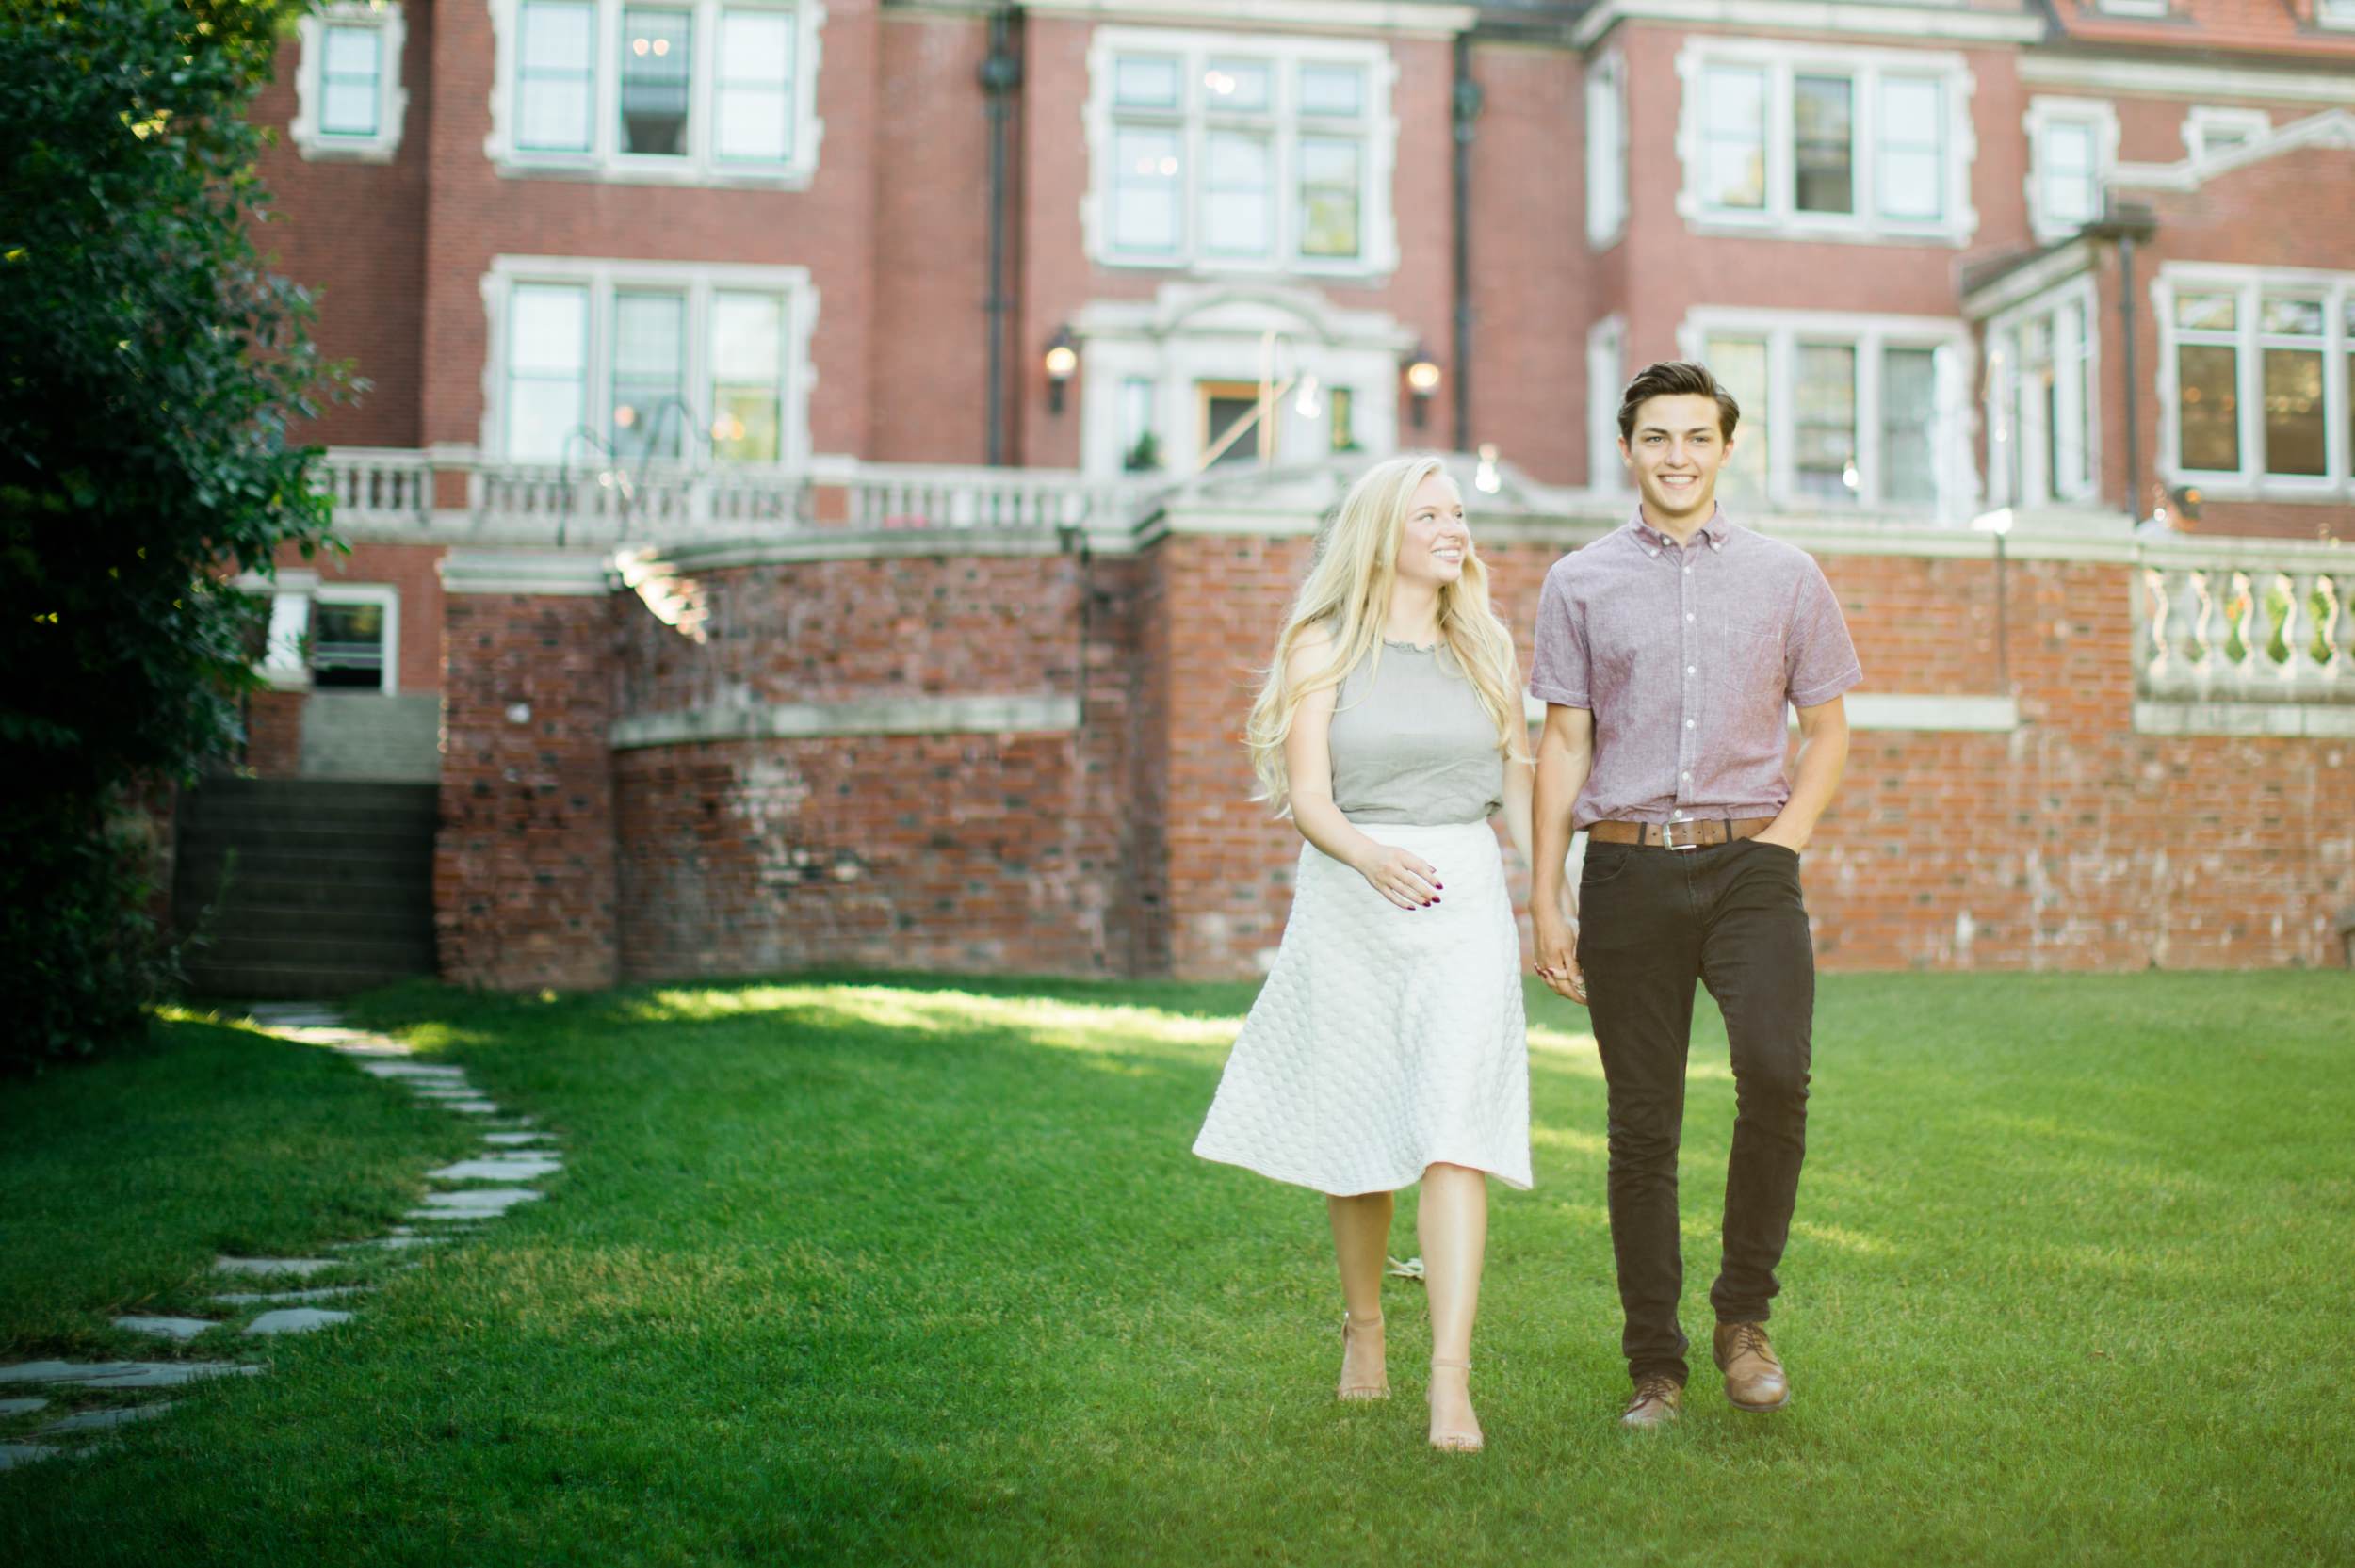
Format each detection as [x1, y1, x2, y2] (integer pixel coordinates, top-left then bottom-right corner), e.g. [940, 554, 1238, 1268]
[1527, 508, 1862, 829]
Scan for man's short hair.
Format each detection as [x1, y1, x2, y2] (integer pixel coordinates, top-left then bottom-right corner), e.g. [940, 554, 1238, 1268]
[1617, 360, 1741, 445]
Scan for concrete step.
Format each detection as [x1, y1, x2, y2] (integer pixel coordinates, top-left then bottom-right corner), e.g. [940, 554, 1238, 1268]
[175, 872, 433, 915]
[173, 845, 432, 883]
[177, 822, 439, 857]
[184, 779, 439, 814]
[182, 960, 435, 998]
[300, 693, 441, 783]
[203, 903, 437, 943]
[195, 931, 437, 970]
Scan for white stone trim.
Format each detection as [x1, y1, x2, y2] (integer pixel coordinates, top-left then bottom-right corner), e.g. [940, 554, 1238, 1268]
[2017, 55, 2355, 107]
[2135, 701, 2355, 737]
[2152, 261, 2355, 503]
[2110, 108, 2355, 194]
[478, 255, 819, 467]
[2091, 0, 2168, 15]
[1671, 37, 1979, 249]
[1586, 313, 1625, 494]
[1081, 26, 1400, 279]
[1069, 280, 1414, 479]
[1961, 238, 2094, 322]
[2181, 105, 2274, 163]
[611, 693, 1080, 747]
[1677, 305, 1979, 520]
[2022, 96, 2120, 246]
[440, 550, 618, 596]
[290, 3, 410, 164]
[1585, 47, 1627, 251]
[232, 571, 323, 689]
[482, 0, 825, 189]
[1572, 0, 2045, 47]
[1835, 694, 2019, 731]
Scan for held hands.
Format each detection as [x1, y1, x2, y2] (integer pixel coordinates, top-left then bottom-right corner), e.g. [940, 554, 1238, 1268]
[1532, 905, 1586, 1007]
[1355, 844, 1442, 912]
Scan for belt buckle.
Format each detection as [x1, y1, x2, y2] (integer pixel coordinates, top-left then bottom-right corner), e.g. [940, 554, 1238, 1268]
[1659, 819, 1700, 851]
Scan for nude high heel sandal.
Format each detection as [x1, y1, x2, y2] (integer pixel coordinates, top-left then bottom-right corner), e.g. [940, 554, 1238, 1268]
[1427, 1357, 1484, 1452]
[1337, 1312, 1389, 1400]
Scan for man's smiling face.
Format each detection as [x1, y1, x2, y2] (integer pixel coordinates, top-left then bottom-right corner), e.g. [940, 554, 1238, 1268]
[1619, 392, 1732, 526]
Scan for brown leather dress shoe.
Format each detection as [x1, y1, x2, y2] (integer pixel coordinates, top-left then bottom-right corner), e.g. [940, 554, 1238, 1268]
[1713, 1321, 1790, 1412]
[1619, 1373, 1683, 1428]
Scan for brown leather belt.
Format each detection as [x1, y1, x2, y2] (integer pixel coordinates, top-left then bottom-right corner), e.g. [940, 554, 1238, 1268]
[1587, 816, 1778, 850]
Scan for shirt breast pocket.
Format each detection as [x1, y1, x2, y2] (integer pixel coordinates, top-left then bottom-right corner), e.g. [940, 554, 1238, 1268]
[1713, 612, 1785, 683]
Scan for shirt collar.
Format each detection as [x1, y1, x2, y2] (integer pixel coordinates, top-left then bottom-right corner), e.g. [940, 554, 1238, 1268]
[1627, 505, 1731, 556]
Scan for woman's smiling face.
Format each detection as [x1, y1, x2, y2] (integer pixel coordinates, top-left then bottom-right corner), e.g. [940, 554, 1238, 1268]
[1395, 471, 1469, 589]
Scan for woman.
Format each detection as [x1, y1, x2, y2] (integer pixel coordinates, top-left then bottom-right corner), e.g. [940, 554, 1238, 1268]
[1193, 454, 1535, 1454]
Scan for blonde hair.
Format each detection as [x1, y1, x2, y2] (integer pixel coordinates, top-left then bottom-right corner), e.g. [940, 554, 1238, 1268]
[1244, 455, 1527, 815]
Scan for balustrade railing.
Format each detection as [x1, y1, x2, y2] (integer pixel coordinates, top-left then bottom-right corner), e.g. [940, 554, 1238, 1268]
[317, 447, 431, 525]
[2136, 553, 2354, 704]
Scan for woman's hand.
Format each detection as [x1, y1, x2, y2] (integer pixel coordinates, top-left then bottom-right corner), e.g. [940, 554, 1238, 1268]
[1355, 844, 1442, 911]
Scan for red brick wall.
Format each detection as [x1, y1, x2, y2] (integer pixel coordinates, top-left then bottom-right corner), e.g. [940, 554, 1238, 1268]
[608, 550, 1152, 978]
[244, 688, 307, 778]
[436, 591, 618, 990]
[1468, 42, 1584, 485]
[254, 5, 434, 449]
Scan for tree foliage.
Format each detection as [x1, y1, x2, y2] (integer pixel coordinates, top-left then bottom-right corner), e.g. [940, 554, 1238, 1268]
[1, 0, 355, 1069]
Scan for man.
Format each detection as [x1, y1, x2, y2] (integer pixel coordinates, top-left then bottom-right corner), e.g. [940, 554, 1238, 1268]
[1527, 360, 1861, 1429]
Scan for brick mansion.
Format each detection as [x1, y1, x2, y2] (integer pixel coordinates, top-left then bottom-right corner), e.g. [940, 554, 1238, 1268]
[173, 0, 2355, 994]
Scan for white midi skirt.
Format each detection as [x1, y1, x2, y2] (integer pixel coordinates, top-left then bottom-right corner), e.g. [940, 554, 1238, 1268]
[1193, 820, 1533, 1195]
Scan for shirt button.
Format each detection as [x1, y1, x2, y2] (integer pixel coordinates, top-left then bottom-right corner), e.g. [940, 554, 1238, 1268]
[1683, 565, 1693, 574]
[1686, 613, 1696, 622]
[1686, 719, 1696, 728]
[1686, 666, 1697, 676]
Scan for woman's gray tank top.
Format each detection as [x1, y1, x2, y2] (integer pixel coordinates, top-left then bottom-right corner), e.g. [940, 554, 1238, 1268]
[1326, 639, 1505, 825]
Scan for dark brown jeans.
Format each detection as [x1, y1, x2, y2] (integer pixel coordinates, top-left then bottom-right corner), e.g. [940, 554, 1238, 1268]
[1576, 833, 1814, 1387]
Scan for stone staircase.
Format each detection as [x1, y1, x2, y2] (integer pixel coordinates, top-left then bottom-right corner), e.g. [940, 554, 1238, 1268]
[173, 779, 440, 997]
[299, 692, 441, 782]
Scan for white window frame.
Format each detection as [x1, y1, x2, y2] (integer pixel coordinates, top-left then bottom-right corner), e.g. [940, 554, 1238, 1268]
[1586, 49, 1627, 250]
[1587, 314, 1625, 493]
[2153, 263, 2355, 502]
[1679, 306, 1977, 518]
[2094, 0, 2168, 15]
[290, 2, 410, 164]
[2181, 105, 2272, 163]
[1672, 38, 1979, 247]
[310, 584, 402, 696]
[1982, 273, 2102, 509]
[2023, 96, 2120, 245]
[2321, 0, 2355, 32]
[479, 255, 819, 468]
[1082, 27, 1400, 278]
[483, 0, 825, 188]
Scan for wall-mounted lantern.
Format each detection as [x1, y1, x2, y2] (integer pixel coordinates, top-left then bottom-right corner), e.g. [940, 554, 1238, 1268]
[1045, 327, 1079, 415]
[1404, 346, 1442, 428]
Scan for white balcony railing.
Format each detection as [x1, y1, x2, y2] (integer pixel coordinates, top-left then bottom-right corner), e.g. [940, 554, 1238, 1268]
[2136, 546, 2354, 704]
[317, 447, 1165, 543]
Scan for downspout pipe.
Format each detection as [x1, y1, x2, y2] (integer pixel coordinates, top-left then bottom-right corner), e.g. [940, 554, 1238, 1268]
[981, 10, 1021, 467]
[2087, 204, 2158, 523]
[1451, 35, 1482, 452]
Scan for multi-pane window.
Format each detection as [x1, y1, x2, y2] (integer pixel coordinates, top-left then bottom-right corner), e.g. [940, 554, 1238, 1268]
[1120, 378, 1159, 471]
[294, 4, 409, 161]
[495, 265, 804, 467]
[1693, 315, 1966, 512]
[1683, 46, 1970, 239]
[2160, 267, 2355, 493]
[1586, 53, 1627, 247]
[1987, 287, 2096, 509]
[319, 25, 383, 137]
[2025, 98, 2117, 243]
[2182, 106, 2269, 162]
[502, 0, 812, 183]
[1095, 33, 1389, 271]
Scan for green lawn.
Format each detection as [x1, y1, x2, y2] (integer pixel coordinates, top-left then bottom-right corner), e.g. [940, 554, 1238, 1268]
[3, 971, 2351, 1566]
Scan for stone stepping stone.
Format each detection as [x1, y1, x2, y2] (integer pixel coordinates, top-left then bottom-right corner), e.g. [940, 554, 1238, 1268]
[0, 1361, 264, 1389]
[410, 1187, 543, 1216]
[0, 1443, 62, 1471]
[111, 1315, 219, 1342]
[355, 1061, 464, 1080]
[244, 1309, 353, 1336]
[408, 1085, 482, 1098]
[214, 1255, 337, 1278]
[207, 1285, 369, 1306]
[481, 1131, 553, 1146]
[445, 1101, 502, 1115]
[428, 1156, 562, 1181]
[326, 1236, 447, 1252]
[0, 1397, 49, 1416]
[30, 1401, 175, 1436]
